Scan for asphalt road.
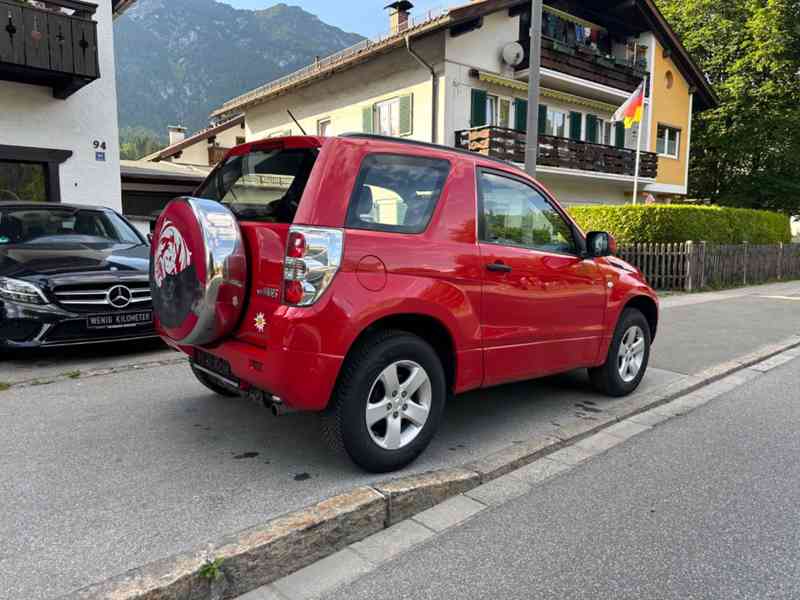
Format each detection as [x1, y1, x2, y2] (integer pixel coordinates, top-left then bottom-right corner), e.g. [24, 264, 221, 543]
[0, 281, 798, 598]
[322, 355, 800, 600]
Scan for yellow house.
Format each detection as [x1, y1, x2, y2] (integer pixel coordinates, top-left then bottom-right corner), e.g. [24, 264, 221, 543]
[210, 0, 716, 205]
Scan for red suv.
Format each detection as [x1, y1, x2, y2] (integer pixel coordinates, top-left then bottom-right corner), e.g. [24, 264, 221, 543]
[151, 135, 658, 472]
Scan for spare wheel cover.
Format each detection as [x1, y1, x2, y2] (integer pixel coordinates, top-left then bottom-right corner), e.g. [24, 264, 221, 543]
[150, 197, 247, 345]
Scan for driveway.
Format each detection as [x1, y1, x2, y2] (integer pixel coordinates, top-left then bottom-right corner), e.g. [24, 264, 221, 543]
[0, 280, 798, 599]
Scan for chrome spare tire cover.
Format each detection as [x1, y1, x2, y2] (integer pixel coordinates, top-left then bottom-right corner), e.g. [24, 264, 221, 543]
[150, 197, 247, 346]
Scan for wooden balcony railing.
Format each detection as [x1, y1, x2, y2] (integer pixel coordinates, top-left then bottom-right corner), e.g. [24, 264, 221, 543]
[519, 37, 646, 93]
[208, 146, 230, 166]
[455, 126, 658, 179]
[0, 0, 100, 99]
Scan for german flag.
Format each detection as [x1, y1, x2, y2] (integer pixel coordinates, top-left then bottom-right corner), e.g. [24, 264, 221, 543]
[613, 82, 645, 129]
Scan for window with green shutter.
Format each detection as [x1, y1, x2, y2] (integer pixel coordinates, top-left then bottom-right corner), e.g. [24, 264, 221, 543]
[586, 115, 598, 143]
[470, 89, 487, 128]
[538, 104, 547, 135]
[398, 94, 413, 136]
[362, 106, 373, 134]
[569, 112, 582, 140]
[614, 122, 626, 148]
[514, 98, 528, 132]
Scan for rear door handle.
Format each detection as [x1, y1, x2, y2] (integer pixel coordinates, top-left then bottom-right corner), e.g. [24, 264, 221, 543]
[486, 262, 512, 273]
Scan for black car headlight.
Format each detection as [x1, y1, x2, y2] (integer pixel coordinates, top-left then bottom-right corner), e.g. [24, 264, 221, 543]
[0, 277, 49, 305]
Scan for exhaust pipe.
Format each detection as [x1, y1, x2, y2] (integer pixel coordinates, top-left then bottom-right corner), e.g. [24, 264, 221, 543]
[270, 397, 299, 417]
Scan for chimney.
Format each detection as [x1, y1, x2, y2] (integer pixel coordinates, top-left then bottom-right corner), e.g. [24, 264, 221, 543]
[385, 1, 413, 34]
[168, 125, 187, 146]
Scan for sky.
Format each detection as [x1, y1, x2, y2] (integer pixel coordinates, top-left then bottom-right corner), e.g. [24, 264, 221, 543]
[224, 0, 447, 38]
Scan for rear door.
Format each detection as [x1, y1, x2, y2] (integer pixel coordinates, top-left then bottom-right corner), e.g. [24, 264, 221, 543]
[477, 169, 606, 386]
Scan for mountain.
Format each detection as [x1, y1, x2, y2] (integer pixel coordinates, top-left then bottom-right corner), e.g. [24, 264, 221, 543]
[114, 0, 365, 137]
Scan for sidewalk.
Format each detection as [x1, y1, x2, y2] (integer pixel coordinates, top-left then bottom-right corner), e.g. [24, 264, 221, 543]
[1, 280, 799, 599]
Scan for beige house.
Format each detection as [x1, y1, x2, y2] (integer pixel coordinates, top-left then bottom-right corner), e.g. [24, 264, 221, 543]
[146, 114, 246, 167]
[210, 0, 716, 206]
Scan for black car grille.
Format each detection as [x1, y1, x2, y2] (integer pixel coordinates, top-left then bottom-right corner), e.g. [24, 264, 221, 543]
[52, 281, 152, 313]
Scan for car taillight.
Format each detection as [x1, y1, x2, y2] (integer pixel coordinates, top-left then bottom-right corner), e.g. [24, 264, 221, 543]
[283, 226, 344, 306]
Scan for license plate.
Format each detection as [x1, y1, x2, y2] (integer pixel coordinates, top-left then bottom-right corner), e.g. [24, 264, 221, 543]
[86, 311, 153, 329]
[195, 350, 235, 381]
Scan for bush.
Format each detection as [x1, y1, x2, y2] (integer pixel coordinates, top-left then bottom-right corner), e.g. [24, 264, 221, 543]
[567, 204, 792, 244]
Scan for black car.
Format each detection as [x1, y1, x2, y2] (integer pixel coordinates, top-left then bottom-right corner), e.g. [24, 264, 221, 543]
[0, 202, 157, 349]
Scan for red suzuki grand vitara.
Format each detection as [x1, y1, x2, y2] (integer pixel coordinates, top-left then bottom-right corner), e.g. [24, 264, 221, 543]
[151, 134, 658, 472]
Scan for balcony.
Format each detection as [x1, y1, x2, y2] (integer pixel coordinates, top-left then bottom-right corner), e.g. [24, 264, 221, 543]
[455, 127, 658, 179]
[518, 37, 646, 93]
[0, 0, 99, 99]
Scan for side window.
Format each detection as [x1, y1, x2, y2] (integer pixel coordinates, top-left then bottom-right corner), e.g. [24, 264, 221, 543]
[346, 154, 451, 234]
[479, 171, 577, 255]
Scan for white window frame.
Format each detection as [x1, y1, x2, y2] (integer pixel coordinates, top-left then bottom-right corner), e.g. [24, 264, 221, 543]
[545, 107, 567, 138]
[374, 98, 401, 136]
[657, 125, 681, 159]
[483, 93, 516, 129]
[317, 118, 332, 136]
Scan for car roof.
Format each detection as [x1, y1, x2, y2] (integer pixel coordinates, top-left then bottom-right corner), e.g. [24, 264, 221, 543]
[0, 202, 112, 212]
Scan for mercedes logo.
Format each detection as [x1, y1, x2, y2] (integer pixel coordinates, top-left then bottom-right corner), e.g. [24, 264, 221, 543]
[107, 285, 133, 309]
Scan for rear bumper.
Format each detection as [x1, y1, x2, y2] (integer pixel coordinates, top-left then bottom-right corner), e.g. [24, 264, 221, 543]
[179, 338, 343, 411]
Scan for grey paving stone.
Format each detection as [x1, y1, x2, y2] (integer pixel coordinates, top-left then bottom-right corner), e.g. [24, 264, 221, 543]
[350, 519, 434, 565]
[574, 431, 626, 454]
[546, 444, 596, 466]
[603, 420, 651, 440]
[237, 585, 287, 600]
[412, 495, 485, 532]
[465, 473, 532, 506]
[507, 457, 573, 485]
[272, 548, 372, 600]
[750, 353, 797, 372]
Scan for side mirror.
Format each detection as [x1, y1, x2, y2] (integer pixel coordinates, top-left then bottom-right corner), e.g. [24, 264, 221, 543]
[586, 231, 616, 257]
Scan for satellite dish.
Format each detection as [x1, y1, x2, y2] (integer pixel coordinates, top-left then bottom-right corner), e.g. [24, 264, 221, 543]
[502, 42, 525, 67]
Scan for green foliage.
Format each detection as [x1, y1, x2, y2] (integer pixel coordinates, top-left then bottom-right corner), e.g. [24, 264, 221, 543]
[568, 204, 791, 244]
[119, 127, 165, 161]
[655, 0, 800, 215]
[199, 557, 224, 582]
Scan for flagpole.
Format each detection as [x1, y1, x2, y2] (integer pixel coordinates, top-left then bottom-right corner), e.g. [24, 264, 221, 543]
[632, 120, 643, 205]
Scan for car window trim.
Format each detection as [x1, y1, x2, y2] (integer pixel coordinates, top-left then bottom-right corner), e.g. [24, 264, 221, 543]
[475, 167, 585, 258]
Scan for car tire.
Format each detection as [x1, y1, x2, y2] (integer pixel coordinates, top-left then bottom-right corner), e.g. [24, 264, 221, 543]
[190, 363, 240, 397]
[322, 330, 447, 473]
[589, 308, 651, 397]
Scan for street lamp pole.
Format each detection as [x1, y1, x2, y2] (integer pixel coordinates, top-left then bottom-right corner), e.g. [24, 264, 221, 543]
[524, 0, 543, 176]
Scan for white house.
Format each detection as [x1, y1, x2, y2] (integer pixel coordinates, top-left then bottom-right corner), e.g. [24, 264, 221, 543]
[0, 0, 134, 208]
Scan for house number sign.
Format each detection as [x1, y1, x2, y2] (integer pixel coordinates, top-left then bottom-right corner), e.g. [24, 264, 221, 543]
[93, 140, 107, 162]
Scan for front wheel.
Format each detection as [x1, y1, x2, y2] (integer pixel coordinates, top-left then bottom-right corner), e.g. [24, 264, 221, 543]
[589, 308, 651, 397]
[322, 330, 446, 473]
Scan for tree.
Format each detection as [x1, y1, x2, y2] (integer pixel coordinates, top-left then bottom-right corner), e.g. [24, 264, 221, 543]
[656, 0, 800, 215]
[119, 127, 165, 160]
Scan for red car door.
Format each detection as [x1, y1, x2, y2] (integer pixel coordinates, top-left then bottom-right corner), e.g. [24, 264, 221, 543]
[477, 169, 607, 387]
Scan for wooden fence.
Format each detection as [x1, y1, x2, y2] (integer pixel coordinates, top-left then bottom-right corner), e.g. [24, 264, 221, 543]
[617, 242, 800, 291]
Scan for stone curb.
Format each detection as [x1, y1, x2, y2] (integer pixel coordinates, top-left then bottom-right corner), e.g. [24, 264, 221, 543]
[3, 356, 187, 391]
[61, 336, 800, 600]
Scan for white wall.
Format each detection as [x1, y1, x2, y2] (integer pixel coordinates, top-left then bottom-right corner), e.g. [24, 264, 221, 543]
[539, 174, 629, 205]
[244, 34, 445, 145]
[0, 2, 122, 210]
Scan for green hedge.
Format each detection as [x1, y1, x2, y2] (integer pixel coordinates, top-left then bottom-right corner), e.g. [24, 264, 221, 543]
[567, 205, 792, 244]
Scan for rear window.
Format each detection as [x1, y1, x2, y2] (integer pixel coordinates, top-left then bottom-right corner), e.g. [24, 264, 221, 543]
[345, 154, 450, 234]
[197, 148, 317, 222]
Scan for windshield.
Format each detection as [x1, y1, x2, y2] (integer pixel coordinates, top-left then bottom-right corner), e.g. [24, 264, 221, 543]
[196, 148, 317, 222]
[0, 207, 143, 246]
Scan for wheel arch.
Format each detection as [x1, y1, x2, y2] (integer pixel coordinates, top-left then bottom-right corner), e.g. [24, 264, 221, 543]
[341, 313, 458, 394]
[624, 295, 659, 340]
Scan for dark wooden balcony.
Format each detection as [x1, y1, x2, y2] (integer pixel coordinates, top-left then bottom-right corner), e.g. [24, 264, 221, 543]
[0, 0, 99, 99]
[455, 126, 658, 179]
[519, 37, 646, 93]
[208, 146, 230, 166]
